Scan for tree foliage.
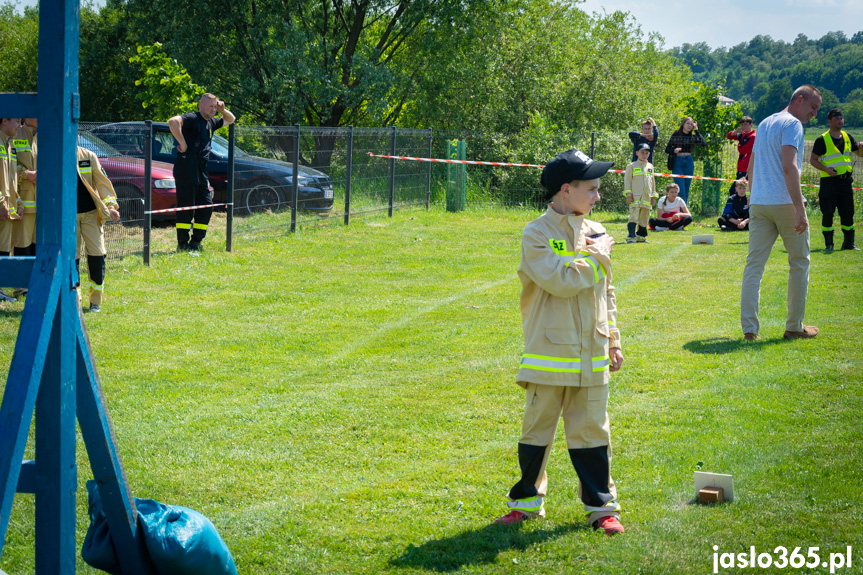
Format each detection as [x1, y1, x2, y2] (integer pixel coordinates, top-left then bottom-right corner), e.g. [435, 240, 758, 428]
[670, 31, 863, 124]
[128, 43, 204, 121]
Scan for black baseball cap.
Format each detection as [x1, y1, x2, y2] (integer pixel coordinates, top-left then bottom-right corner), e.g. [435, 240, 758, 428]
[636, 143, 651, 152]
[540, 149, 614, 199]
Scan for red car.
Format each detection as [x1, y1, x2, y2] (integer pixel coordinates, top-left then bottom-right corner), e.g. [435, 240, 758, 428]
[78, 131, 187, 223]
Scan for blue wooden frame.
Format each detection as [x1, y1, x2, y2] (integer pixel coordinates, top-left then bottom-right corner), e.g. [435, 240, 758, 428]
[0, 1, 150, 572]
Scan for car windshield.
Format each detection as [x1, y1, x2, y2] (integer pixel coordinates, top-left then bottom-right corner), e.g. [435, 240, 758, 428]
[211, 133, 248, 158]
[78, 132, 123, 158]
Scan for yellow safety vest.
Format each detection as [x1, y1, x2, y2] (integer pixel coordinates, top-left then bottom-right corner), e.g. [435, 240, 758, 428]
[819, 131, 853, 177]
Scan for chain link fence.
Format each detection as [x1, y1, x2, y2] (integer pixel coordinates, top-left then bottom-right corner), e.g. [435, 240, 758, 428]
[72, 124, 862, 263]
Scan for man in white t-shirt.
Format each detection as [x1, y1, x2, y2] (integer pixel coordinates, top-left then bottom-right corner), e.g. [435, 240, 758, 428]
[741, 85, 822, 341]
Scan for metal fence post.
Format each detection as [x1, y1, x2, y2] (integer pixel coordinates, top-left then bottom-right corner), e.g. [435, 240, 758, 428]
[143, 120, 152, 266]
[291, 124, 300, 233]
[389, 125, 396, 217]
[426, 128, 432, 210]
[345, 125, 353, 226]
[227, 123, 235, 252]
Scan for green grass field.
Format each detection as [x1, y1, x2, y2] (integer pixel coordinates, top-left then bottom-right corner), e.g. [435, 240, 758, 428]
[0, 205, 861, 574]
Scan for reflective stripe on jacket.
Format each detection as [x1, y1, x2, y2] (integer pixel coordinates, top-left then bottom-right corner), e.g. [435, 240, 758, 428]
[14, 126, 36, 214]
[819, 131, 853, 177]
[516, 207, 620, 388]
[0, 132, 19, 213]
[77, 147, 119, 225]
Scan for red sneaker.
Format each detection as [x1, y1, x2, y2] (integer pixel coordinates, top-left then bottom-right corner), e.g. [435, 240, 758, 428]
[592, 515, 624, 535]
[494, 510, 530, 524]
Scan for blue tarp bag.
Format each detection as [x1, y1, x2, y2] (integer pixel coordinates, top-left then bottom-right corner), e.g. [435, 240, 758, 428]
[137, 498, 238, 575]
[82, 480, 238, 575]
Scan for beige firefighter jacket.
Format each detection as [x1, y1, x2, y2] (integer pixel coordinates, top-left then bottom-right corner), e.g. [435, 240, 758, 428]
[14, 125, 36, 214]
[0, 131, 21, 217]
[77, 147, 119, 225]
[516, 206, 621, 388]
[623, 160, 657, 209]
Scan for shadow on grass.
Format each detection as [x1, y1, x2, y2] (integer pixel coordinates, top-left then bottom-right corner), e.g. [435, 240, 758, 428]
[390, 521, 585, 572]
[684, 336, 785, 355]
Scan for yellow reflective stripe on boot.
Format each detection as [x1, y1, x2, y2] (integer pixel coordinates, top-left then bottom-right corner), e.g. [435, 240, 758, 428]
[584, 501, 620, 517]
[822, 226, 833, 232]
[507, 496, 544, 513]
[521, 354, 581, 373]
[89, 281, 104, 292]
[592, 355, 610, 372]
[192, 223, 208, 230]
[841, 225, 854, 231]
[176, 223, 192, 230]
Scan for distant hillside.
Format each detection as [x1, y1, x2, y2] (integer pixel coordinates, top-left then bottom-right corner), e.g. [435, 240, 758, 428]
[670, 31, 863, 126]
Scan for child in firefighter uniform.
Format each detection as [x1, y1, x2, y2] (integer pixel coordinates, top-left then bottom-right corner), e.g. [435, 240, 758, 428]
[495, 149, 625, 536]
[0, 118, 24, 303]
[76, 146, 120, 312]
[14, 119, 37, 257]
[624, 142, 657, 243]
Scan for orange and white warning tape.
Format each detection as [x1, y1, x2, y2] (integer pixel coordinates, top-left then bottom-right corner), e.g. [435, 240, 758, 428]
[367, 152, 863, 190]
[146, 203, 231, 215]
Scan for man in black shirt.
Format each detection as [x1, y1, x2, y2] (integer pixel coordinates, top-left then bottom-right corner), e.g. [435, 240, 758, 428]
[168, 93, 235, 251]
[809, 109, 863, 252]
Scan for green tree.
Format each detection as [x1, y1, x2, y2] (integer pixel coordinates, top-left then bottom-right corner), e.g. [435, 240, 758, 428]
[754, 78, 793, 122]
[678, 81, 742, 215]
[128, 42, 204, 121]
[0, 3, 38, 93]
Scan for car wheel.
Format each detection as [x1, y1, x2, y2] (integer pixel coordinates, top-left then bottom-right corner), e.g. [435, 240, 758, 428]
[240, 179, 287, 215]
[113, 183, 145, 227]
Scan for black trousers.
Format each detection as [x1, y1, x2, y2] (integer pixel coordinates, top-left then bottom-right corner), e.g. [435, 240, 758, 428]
[649, 216, 691, 230]
[176, 181, 214, 244]
[819, 176, 854, 233]
[717, 216, 749, 231]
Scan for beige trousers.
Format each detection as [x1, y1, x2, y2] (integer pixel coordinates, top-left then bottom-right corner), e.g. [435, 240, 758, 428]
[520, 382, 617, 522]
[628, 206, 650, 227]
[740, 203, 810, 334]
[0, 219, 13, 253]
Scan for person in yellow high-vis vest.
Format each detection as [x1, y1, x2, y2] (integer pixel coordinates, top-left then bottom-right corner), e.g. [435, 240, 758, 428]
[494, 149, 625, 537]
[14, 118, 37, 258]
[76, 146, 121, 312]
[0, 118, 24, 303]
[624, 143, 658, 243]
[808, 109, 863, 252]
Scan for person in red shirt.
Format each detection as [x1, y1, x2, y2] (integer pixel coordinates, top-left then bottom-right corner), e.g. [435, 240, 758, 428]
[726, 116, 756, 194]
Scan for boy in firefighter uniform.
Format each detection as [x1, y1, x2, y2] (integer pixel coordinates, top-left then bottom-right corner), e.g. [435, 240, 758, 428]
[76, 145, 120, 312]
[14, 118, 37, 257]
[495, 149, 625, 536]
[0, 118, 24, 303]
[808, 108, 863, 252]
[624, 142, 657, 243]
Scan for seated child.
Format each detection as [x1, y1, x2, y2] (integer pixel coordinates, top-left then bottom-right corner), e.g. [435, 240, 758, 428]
[717, 178, 750, 231]
[649, 182, 692, 231]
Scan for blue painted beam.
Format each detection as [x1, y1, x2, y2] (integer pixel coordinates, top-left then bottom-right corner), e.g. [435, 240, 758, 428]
[0, 249, 61, 558]
[0, 93, 39, 118]
[0, 256, 35, 289]
[31, 0, 80, 570]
